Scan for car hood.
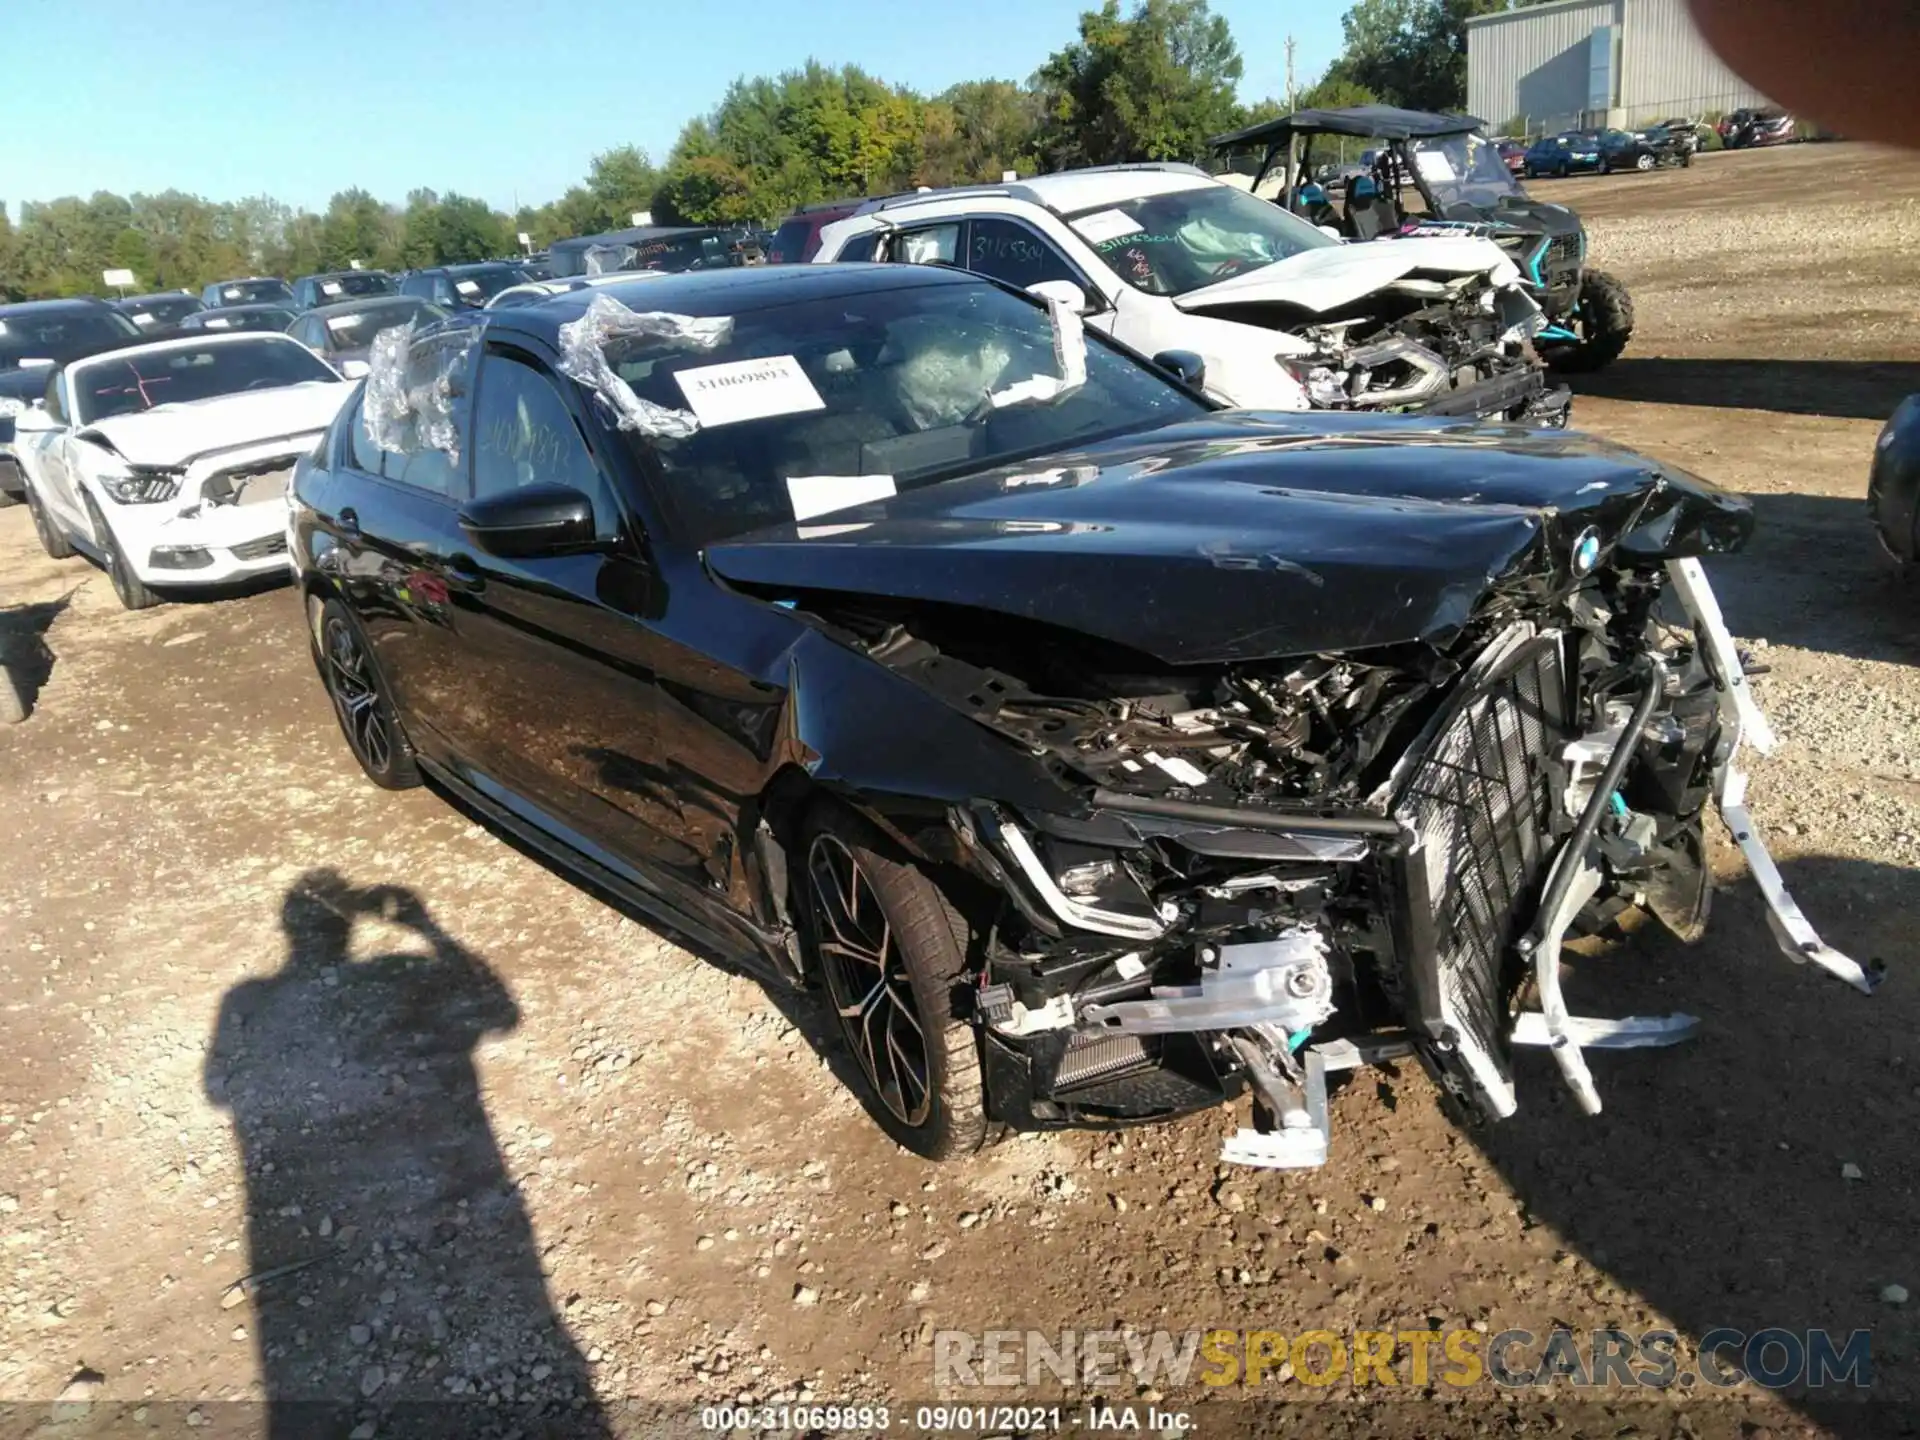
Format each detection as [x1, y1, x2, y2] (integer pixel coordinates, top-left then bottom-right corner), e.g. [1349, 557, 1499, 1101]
[76, 381, 350, 468]
[1173, 235, 1518, 317]
[0, 367, 47, 401]
[706, 413, 1752, 666]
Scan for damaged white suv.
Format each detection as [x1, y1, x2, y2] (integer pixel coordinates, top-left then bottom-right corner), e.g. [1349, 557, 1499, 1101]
[15, 333, 351, 609]
[812, 163, 1568, 426]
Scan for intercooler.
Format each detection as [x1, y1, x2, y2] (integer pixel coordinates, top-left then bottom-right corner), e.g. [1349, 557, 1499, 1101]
[1393, 630, 1572, 1116]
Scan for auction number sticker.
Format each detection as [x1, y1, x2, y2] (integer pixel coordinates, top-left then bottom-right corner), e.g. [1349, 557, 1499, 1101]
[1071, 208, 1145, 246]
[673, 354, 825, 428]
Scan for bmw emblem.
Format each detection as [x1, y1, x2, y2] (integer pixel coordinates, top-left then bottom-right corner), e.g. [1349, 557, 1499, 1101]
[1571, 527, 1602, 576]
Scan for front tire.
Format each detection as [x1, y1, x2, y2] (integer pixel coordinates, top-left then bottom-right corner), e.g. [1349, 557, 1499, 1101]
[311, 595, 420, 790]
[1635, 152, 1657, 172]
[799, 804, 988, 1161]
[27, 484, 75, 560]
[82, 492, 160, 610]
[1544, 269, 1634, 373]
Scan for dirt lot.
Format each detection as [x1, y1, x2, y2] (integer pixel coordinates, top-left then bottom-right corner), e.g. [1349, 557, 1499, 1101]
[3, 143, 1919, 1438]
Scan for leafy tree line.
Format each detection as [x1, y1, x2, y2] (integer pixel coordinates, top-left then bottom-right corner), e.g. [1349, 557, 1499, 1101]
[0, 0, 1550, 302]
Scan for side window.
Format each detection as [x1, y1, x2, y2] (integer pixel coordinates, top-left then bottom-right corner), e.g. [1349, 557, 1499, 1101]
[965, 218, 1080, 291]
[835, 232, 879, 263]
[888, 223, 960, 266]
[471, 353, 620, 540]
[44, 373, 66, 425]
[347, 393, 385, 476]
[434, 279, 456, 306]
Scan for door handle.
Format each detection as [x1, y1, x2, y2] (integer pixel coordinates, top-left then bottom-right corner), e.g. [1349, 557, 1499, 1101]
[442, 553, 486, 594]
[336, 506, 362, 543]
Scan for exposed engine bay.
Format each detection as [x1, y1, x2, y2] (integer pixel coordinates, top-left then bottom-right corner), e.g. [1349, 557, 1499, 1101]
[792, 557, 1875, 1169]
[1200, 269, 1564, 423]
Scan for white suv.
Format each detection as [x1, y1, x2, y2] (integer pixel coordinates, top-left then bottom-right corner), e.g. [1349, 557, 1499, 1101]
[812, 164, 1560, 423]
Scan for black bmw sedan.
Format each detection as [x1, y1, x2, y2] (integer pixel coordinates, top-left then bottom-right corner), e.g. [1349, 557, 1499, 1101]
[289, 263, 1856, 1168]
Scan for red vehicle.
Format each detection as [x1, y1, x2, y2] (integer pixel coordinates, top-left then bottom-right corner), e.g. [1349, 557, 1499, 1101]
[1495, 139, 1528, 174]
[1720, 108, 1796, 148]
[766, 199, 867, 264]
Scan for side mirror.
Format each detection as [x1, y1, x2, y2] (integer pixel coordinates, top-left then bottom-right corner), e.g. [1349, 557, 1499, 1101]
[13, 405, 58, 433]
[458, 482, 598, 559]
[340, 359, 371, 379]
[1152, 349, 1207, 391]
[1026, 279, 1092, 315]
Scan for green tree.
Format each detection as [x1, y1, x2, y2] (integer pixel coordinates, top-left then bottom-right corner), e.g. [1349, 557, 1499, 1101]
[922, 80, 1045, 184]
[318, 189, 398, 271]
[1333, 0, 1551, 112]
[1035, 0, 1245, 168]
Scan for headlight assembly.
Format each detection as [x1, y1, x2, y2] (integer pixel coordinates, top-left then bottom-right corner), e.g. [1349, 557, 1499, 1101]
[98, 469, 183, 505]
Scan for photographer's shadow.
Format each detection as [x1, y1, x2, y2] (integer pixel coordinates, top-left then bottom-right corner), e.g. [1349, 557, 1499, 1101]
[205, 869, 607, 1436]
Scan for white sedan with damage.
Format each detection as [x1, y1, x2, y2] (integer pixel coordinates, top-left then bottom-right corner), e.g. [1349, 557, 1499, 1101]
[14, 333, 351, 609]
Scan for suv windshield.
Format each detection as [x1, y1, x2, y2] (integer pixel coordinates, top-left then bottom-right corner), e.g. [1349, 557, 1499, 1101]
[122, 296, 203, 329]
[445, 266, 528, 303]
[1406, 133, 1525, 208]
[214, 279, 294, 306]
[1064, 182, 1338, 297]
[71, 338, 337, 424]
[0, 308, 140, 370]
[626, 278, 1206, 545]
[313, 273, 395, 301]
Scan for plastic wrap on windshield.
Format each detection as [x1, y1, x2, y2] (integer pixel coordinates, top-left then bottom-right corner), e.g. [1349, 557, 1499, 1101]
[980, 292, 1087, 412]
[362, 319, 474, 460]
[583, 244, 636, 277]
[555, 292, 734, 438]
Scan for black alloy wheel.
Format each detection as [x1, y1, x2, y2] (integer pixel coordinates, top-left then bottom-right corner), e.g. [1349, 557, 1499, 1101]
[313, 597, 420, 789]
[82, 492, 159, 610]
[800, 806, 988, 1159]
[26, 484, 75, 560]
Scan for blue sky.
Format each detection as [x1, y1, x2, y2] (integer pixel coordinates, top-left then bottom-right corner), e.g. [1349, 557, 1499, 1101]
[0, 0, 1346, 219]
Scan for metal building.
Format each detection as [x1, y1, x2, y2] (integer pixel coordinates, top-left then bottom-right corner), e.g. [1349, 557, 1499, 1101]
[1466, 0, 1772, 135]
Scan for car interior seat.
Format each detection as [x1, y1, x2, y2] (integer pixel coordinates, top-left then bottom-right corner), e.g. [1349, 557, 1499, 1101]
[1344, 176, 1399, 241]
[1292, 183, 1340, 230]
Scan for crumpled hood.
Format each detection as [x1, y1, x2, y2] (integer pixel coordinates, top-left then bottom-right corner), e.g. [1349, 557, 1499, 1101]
[1174, 235, 1518, 318]
[707, 413, 1752, 666]
[76, 381, 349, 468]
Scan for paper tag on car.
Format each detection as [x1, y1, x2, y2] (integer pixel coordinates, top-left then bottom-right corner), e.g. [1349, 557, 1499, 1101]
[454, 279, 481, 296]
[1413, 150, 1456, 181]
[223, 287, 244, 300]
[1145, 751, 1209, 786]
[325, 314, 360, 333]
[321, 281, 343, 297]
[1071, 209, 1146, 246]
[131, 313, 156, 326]
[205, 316, 232, 329]
[785, 474, 895, 522]
[673, 355, 824, 428]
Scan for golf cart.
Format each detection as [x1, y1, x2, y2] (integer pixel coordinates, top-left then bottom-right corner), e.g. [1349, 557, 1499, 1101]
[1211, 105, 1634, 373]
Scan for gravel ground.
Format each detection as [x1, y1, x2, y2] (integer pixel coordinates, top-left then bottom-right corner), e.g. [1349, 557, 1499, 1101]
[2, 143, 1918, 1439]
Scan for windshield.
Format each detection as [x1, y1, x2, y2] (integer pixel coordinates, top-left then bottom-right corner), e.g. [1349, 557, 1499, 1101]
[312, 273, 395, 301]
[1064, 183, 1338, 298]
[321, 299, 446, 349]
[1406, 133, 1525, 209]
[192, 307, 297, 333]
[446, 266, 528, 304]
[622, 278, 1205, 546]
[70, 338, 338, 425]
[122, 296, 204, 329]
[213, 279, 294, 307]
[0, 308, 140, 370]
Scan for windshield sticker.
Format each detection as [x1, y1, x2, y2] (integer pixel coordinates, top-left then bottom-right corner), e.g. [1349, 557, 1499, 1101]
[1413, 150, 1457, 182]
[325, 314, 361, 333]
[205, 316, 233, 329]
[1071, 209, 1146, 246]
[673, 355, 825, 429]
[223, 288, 244, 300]
[321, 281, 344, 297]
[454, 279, 481, 296]
[785, 474, 896, 523]
[130, 313, 156, 326]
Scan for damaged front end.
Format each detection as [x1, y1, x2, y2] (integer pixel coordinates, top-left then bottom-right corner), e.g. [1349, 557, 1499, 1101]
[769, 473, 1873, 1168]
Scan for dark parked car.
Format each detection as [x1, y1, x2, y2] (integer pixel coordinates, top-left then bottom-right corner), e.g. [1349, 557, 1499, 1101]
[289, 262, 1864, 1167]
[398, 262, 530, 310]
[1720, 108, 1796, 148]
[1523, 131, 1603, 177]
[0, 298, 141, 504]
[1598, 126, 1690, 172]
[546, 225, 747, 278]
[176, 303, 299, 335]
[201, 276, 295, 309]
[287, 296, 447, 376]
[291, 270, 397, 311]
[768, 199, 868, 263]
[112, 291, 206, 334]
[1654, 118, 1704, 156]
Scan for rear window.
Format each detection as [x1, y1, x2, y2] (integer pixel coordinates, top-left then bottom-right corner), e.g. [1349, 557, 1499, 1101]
[768, 218, 815, 265]
[215, 280, 294, 307]
[314, 273, 396, 301]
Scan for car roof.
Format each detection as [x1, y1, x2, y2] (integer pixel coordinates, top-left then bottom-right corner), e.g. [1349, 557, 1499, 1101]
[183, 303, 293, 322]
[1211, 104, 1485, 150]
[848, 164, 1215, 225]
[117, 292, 197, 306]
[470, 263, 984, 346]
[298, 270, 391, 282]
[548, 225, 719, 257]
[0, 296, 122, 317]
[306, 295, 430, 319]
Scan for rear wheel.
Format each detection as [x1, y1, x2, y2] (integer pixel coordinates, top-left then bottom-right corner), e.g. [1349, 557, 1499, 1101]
[799, 804, 988, 1160]
[82, 492, 159, 610]
[26, 484, 75, 560]
[312, 595, 420, 789]
[1544, 269, 1634, 373]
